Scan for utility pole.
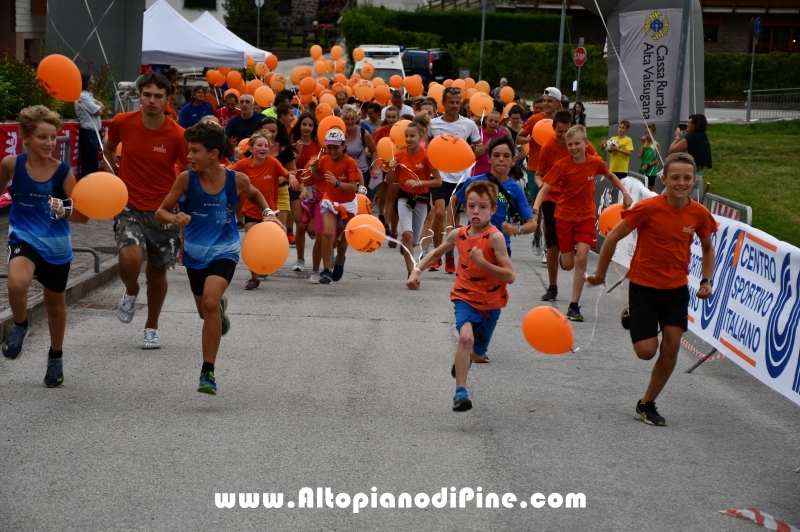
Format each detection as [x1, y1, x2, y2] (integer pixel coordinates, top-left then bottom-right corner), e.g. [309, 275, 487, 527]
[256, 0, 264, 48]
[478, 0, 487, 80]
[555, 0, 566, 88]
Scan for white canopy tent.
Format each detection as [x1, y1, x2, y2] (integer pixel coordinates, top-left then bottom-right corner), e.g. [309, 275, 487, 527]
[142, 0, 246, 67]
[191, 11, 272, 63]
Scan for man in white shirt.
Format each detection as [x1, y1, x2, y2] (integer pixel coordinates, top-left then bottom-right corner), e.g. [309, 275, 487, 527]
[381, 90, 415, 120]
[75, 71, 105, 176]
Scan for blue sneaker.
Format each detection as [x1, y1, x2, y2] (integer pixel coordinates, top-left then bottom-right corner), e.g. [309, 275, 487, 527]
[43, 358, 63, 388]
[453, 387, 472, 412]
[319, 269, 332, 284]
[198, 371, 217, 395]
[331, 257, 346, 282]
[2, 321, 30, 360]
[566, 303, 584, 322]
[220, 296, 230, 336]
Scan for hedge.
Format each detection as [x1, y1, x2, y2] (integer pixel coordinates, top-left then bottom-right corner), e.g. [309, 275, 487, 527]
[339, 9, 442, 52]
[704, 52, 800, 100]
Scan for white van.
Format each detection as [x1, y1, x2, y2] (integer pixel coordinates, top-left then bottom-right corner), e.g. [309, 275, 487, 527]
[353, 45, 405, 82]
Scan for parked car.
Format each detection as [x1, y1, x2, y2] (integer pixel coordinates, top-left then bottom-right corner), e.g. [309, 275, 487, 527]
[402, 48, 455, 86]
[353, 45, 405, 83]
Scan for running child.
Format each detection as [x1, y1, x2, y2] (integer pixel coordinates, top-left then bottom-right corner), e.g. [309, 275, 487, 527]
[587, 152, 716, 426]
[386, 120, 442, 276]
[601, 120, 633, 179]
[372, 106, 400, 238]
[289, 112, 320, 273]
[407, 181, 515, 412]
[0, 105, 85, 387]
[155, 121, 281, 395]
[532, 125, 631, 322]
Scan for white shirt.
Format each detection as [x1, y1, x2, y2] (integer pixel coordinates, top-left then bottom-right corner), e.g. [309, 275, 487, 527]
[429, 115, 482, 184]
[381, 104, 415, 120]
[75, 90, 102, 130]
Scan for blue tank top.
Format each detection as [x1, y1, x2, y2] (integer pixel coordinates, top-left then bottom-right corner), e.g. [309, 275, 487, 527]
[179, 168, 241, 269]
[8, 154, 73, 265]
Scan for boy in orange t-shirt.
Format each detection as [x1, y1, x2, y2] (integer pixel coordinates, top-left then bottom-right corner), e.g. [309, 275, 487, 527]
[407, 181, 515, 412]
[532, 125, 632, 322]
[588, 152, 717, 426]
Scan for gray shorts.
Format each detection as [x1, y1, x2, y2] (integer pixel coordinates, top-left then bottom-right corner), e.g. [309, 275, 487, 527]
[114, 206, 180, 270]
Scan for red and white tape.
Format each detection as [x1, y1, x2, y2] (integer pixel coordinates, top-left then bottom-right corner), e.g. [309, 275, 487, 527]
[681, 337, 725, 362]
[721, 508, 799, 532]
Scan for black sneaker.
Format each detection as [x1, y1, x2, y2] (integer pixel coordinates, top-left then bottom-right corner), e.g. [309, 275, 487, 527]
[43, 358, 64, 388]
[566, 303, 584, 322]
[621, 307, 631, 330]
[541, 286, 558, 302]
[453, 388, 472, 412]
[635, 400, 665, 426]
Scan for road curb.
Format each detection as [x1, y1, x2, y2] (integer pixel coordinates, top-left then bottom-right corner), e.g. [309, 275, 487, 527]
[1, 258, 119, 336]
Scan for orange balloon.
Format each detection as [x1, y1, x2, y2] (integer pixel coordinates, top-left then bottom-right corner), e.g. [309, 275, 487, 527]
[333, 73, 348, 85]
[466, 87, 478, 100]
[224, 88, 240, 100]
[427, 84, 444, 103]
[299, 76, 316, 95]
[203, 93, 219, 110]
[500, 86, 515, 104]
[390, 120, 410, 147]
[326, 60, 335, 74]
[226, 70, 242, 88]
[314, 60, 327, 76]
[317, 115, 347, 145]
[310, 44, 323, 60]
[443, 79, 453, 87]
[290, 66, 307, 86]
[522, 306, 574, 355]
[254, 62, 267, 77]
[265, 55, 278, 70]
[315, 103, 333, 121]
[427, 134, 476, 173]
[389, 75, 403, 89]
[372, 76, 385, 87]
[237, 80, 247, 95]
[355, 80, 375, 102]
[314, 83, 325, 97]
[360, 63, 375, 79]
[352, 47, 365, 61]
[475, 80, 490, 94]
[299, 93, 314, 105]
[373, 85, 391, 104]
[335, 59, 346, 73]
[350, 73, 361, 81]
[71, 172, 128, 219]
[218, 67, 232, 76]
[464, 77, 476, 90]
[501, 102, 515, 119]
[532, 118, 555, 146]
[404, 76, 423, 97]
[330, 45, 343, 60]
[347, 79, 358, 90]
[238, 138, 250, 152]
[318, 77, 330, 88]
[270, 73, 286, 92]
[377, 137, 395, 162]
[599, 203, 625, 236]
[344, 214, 385, 253]
[247, 78, 263, 94]
[246, 55, 255, 67]
[319, 93, 337, 108]
[254, 86, 275, 108]
[37, 54, 82, 101]
[451, 79, 465, 90]
[469, 94, 494, 118]
[265, 72, 274, 86]
[205, 69, 218, 84]
[241, 221, 290, 275]
[357, 194, 372, 216]
[304, 66, 313, 79]
[344, 85, 353, 97]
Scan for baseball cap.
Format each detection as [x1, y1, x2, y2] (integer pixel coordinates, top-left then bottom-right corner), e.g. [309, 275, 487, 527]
[543, 87, 562, 100]
[325, 128, 346, 145]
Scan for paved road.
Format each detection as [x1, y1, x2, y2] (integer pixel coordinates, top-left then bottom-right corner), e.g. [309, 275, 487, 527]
[2, 224, 798, 530]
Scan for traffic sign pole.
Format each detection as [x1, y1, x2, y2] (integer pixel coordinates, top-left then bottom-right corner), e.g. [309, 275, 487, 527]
[573, 39, 586, 103]
[746, 17, 761, 122]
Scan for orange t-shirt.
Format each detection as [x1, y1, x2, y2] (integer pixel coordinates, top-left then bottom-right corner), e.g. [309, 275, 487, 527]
[393, 147, 434, 194]
[450, 225, 509, 310]
[232, 157, 289, 214]
[107, 111, 189, 211]
[537, 138, 597, 202]
[316, 154, 360, 204]
[521, 112, 546, 170]
[372, 125, 391, 143]
[164, 104, 178, 121]
[543, 155, 609, 223]
[623, 195, 717, 289]
[296, 140, 322, 174]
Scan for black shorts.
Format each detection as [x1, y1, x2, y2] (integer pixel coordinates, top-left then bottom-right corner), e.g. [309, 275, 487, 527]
[629, 281, 690, 344]
[646, 174, 656, 188]
[289, 189, 302, 202]
[541, 200, 558, 249]
[431, 181, 458, 205]
[613, 172, 628, 180]
[8, 242, 71, 293]
[185, 259, 237, 297]
[243, 215, 262, 225]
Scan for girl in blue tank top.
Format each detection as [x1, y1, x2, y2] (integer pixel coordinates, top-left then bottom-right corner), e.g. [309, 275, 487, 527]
[156, 122, 283, 395]
[0, 105, 85, 387]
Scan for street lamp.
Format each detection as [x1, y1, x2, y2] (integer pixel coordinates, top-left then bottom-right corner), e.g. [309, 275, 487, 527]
[255, 0, 264, 48]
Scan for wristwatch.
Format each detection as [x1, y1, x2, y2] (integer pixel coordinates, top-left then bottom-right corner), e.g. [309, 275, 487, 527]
[335, 180, 341, 188]
[700, 278, 713, 286]
[517, 225, 524, 236]
[531, 208, 539, 215]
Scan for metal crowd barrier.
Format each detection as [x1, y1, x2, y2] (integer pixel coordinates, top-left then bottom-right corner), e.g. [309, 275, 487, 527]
[703, 193, 753, 226]
[745, 88, 800, 122]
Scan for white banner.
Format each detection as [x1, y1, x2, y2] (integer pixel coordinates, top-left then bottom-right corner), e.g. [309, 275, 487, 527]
[607, 177, 656, 269]
[618, 9, 691, 123]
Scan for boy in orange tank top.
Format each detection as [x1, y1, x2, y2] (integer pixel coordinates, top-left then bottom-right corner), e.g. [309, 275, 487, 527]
[407, 181, 515, 412]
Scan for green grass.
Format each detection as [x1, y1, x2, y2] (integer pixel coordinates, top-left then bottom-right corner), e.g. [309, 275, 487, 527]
[588, 121, 800, 247]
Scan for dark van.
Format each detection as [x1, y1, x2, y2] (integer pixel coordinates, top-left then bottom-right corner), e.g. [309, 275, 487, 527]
[402, 49, 455, 86]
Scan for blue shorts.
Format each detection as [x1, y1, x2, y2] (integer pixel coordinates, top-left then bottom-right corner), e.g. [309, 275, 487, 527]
[453, 300, 501, 356]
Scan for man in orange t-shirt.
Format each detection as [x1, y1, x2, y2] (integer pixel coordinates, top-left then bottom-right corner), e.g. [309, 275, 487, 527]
[587, 152, 717, 427]
[103, 72, 189, 350]
[533, 125, 631, 323]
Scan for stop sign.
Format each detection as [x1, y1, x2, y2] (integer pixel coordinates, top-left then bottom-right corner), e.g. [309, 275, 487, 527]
[573, 46, 587, 67]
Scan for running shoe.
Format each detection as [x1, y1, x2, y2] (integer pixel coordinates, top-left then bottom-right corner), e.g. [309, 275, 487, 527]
[635, 400, 665, 426]
[445, 255, 456, 274]
[429, 258, 442, 272]
[453, 387, 472, 412]
[309, 272, 321, 284]
[541, 286, 558, 302]
[420, 247, 430, 261]
[388, 232, 398, 248]
[621, 306, 631, 330]
[541, 253, 547, 264]
[292, 258, 306, 272]
[43, 358, 63, 388]
[117, 293, 137, 324]
[531, 234, 543, 256]
[245, 278, 260, 290]
[2, 321, 30, 360]
[220, 296, 230, 336]
[331, 257, 346, 282]
[287, 232, 296, 247]
[319, 269, 332, 284]
[143, 328, 161, 349]
[566, 303, 584, 322]
[198, 371, 217, 395]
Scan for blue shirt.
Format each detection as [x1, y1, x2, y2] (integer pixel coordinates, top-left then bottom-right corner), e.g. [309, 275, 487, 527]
[179, 169, 241, 269]
[179, 101, 214, 128]
[455, 173, 533, 247]
[8, 154, 73, 265]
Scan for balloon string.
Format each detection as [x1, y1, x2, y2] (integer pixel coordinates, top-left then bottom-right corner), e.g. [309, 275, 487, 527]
[571, 274, 606, 353]
[348, 223, 418, 268]
[444, 161, 477, 235]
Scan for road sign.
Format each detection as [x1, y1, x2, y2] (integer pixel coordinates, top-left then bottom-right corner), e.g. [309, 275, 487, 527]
[573, 46, 587, 67]
[255, 0, 264, 7]
[750, 17, 761, 37]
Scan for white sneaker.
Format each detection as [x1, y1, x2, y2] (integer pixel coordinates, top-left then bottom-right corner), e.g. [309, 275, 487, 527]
[541, 253, 548, 264]
[143, 328, 160, 349]
[117, 293, 137, 323]
[309, 272, 321, 284]
[292, 258, 306, 272]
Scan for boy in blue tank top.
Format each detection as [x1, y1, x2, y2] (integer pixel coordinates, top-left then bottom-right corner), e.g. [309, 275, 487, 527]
[0, 105, 87, 387]
[155, 122, 282, 395]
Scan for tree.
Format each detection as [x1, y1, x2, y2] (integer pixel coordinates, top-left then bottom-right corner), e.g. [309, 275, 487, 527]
[222, 0, 280, 46]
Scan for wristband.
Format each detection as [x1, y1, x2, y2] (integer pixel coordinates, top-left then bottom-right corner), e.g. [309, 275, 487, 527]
[413, 267, 421, 273]
[262, 208, 276, 218]
[700, 278, 713, 286]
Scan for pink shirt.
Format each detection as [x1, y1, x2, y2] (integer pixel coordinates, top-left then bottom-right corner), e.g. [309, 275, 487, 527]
[472, 127, 507, 176]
